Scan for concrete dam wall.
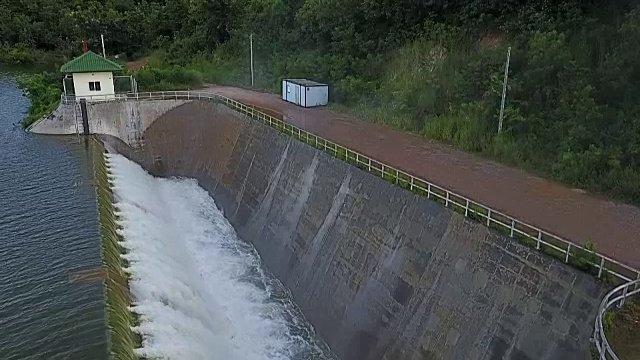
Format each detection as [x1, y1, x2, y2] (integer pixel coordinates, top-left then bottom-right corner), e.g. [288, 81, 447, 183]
[97, 100, 607, 360]
[29, 100, 188, 145]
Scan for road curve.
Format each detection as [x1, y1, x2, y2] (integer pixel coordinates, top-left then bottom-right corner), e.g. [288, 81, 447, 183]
[206, 84, 640, 270]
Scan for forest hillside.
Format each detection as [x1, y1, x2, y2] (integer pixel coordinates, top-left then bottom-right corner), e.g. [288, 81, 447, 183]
[4, 0, 640, 204]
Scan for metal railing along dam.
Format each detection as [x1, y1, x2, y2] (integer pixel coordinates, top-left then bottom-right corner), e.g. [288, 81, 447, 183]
[61, 91, 640, 284]
[593, 279, 640, 360]
[61, 90, 640, 359]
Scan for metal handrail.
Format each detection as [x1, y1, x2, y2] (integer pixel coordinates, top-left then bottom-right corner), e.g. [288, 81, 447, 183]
[593, 279, 640, 359]
[59, 91, 640, 284]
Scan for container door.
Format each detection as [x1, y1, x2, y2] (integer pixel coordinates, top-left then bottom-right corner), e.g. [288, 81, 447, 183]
[284, 81, 291, 103]
[308, 87, 319, 107]
[282, 80, 287, 100]
[309, 87, 318, 107]
[321, 86, 328, 106]
[295, 85, 301, 105]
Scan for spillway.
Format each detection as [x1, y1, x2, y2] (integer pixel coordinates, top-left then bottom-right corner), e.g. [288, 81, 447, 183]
[107, 153, 333, 360]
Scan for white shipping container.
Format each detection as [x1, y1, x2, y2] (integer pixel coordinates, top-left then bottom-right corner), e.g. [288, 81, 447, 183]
[282, 79, 328, 107]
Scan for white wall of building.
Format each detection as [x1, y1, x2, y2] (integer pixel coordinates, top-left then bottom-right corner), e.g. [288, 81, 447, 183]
[282, 80, 328, 107]
[283, 80, 301, 105]
[304, 86, 328, 107]
[72, 72, 115, 101]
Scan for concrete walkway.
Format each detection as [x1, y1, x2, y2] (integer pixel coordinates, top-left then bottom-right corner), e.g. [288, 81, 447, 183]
[206, 85, 640, 270]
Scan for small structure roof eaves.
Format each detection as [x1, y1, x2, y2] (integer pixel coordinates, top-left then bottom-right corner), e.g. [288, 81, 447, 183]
[60, 51, 123, 73]
[285, 79, 327, 87]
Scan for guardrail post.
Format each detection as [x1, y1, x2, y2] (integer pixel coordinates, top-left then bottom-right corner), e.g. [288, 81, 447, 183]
[445, 192, 450, 207]
[536, 231, 542, 250]
[510, 220, 515, 237]
[410, 177, 415, 191]
[618, 285, 629, 308]
[427, 184, 431, 199]
[598, 258, 605, 279]
[598, 333, 606, 360]
[368, 159, 371, 172]
[465, 200, 469, 217]
[381, 164, 385, 177]
[486, 209, 492, 227]
[565, 244, 571, 263]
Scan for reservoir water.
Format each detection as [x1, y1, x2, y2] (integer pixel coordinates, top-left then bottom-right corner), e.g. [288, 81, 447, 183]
[0, 71, 333, 359]
[0, 73, 108, 359]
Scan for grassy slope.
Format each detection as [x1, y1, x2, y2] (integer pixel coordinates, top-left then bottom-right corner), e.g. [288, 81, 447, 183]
[607, 300, 640, 360]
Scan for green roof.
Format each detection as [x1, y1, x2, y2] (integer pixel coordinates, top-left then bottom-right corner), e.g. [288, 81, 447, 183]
[60, 51, 123, 73]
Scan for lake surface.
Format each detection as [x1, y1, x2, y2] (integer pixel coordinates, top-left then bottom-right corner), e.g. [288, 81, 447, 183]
[0, 72, 108, 359]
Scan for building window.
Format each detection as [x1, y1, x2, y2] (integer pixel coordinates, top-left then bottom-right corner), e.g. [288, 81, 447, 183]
[89, 81, 101, 91]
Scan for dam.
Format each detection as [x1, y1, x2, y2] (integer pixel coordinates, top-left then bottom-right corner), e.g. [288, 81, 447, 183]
[30, 93, 639, 359]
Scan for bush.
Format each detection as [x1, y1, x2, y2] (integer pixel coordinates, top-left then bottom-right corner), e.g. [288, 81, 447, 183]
[0, 43, 34, 65]
[131, 65, 203, 91]
[188, 53, 245, 86]
[16, 72, 62, 128]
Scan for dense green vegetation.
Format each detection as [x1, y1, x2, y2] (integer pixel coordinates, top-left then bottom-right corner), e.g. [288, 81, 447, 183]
[16, 72, 61, 127]
[5, 0, 640, 204]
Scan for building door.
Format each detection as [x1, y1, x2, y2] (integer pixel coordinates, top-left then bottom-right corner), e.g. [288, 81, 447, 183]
[286, 83, 293, 103]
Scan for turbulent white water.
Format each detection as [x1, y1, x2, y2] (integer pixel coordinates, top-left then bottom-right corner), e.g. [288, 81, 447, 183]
[107, 154, 332, 360]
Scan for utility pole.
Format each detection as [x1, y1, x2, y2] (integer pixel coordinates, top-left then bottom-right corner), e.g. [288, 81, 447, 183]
[101, 34, 106, 58]
[250, 34, 255, 87]
[498, 46, 511, 134]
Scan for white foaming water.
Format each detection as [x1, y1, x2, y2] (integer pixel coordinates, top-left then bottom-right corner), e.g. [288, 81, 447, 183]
[107, 154, 331, 360]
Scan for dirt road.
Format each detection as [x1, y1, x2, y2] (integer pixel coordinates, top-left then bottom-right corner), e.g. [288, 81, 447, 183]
[206, 84, 640, 270]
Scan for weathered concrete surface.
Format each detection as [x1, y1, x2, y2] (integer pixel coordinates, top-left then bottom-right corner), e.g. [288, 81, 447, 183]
[99, 100, 609, 360]
[30, 100, 188, 145]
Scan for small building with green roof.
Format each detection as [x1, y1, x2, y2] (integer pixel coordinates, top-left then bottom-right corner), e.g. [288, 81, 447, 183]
[60, 50, 123, 101]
